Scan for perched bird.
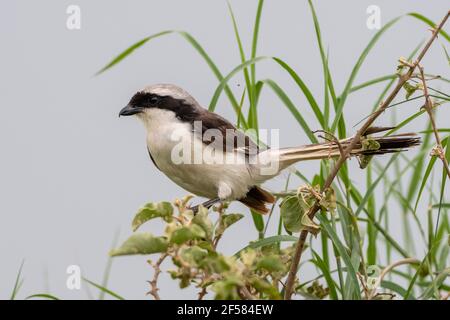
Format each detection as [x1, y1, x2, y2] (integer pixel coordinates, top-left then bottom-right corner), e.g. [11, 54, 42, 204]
[119, 84, 420, 214]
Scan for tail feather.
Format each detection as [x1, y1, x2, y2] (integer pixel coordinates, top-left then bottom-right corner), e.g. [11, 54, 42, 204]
[239, 185, 275, 215]
[278, 129, 421, 166]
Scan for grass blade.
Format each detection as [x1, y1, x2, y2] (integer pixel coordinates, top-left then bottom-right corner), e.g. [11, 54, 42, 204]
[25, 294, 59, 300]
[273, 57, 324, 127]
[234, 235, 298, 257]
[259, 79, 318, 143]
[311, 250, 339, 300]
[331, 17, 402, 132]
[96, 30, 244, 126]
[408, 13, 450, 42]
[83, 278, 125, 300]
[316, 213, 361, 299]
[10, 260, 25, 300]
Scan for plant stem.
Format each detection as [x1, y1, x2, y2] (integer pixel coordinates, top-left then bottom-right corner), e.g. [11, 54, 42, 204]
[417, 65, 450, 180]
[148, 253, 168, 300]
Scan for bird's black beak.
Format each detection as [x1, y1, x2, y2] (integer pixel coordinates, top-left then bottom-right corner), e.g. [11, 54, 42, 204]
[119, 104, 142, 117]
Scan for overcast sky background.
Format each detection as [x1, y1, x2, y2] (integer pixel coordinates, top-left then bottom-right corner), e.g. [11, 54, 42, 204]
[1, 0, 449, 299]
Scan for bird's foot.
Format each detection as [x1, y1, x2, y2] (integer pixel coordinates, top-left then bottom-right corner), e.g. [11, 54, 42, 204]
[189, 198, 221, 214]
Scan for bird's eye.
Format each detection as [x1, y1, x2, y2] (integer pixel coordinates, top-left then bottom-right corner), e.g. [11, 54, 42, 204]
[149, 96, 159, 105]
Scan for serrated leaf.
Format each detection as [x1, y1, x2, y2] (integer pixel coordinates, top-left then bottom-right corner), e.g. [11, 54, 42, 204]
[216, 213, 244, 237]
[132, 202, 173, 232]
[179, 246, 208, 266]
[280, 195, 306, 233]
[170, 224, 206, 245]
[110, 233, 168, 257]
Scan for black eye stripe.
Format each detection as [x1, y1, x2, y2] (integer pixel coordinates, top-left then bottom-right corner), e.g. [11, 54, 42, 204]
[129, 92, 162, 108]
[128, 91, 199, 121]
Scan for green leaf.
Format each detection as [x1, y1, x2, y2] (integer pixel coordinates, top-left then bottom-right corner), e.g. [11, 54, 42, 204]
[110, 233, 168, 256]
[281, 195, 305, 233]
[251, 210, 265, 235]
[132, 201, 173, 231]
[192, 206, 214, 240]
[408, 13, 450, 43]
[235, 235, 298, 257]
[202, 253, 231, 274]
[280, 194, 319, 234]
[216, 213, 244, 238]
[170, 224, 206, 245]
[179, 246, 208, 266]
[212, 276, 243, 300]
[249, 277, 281, 299]
[256, 255, 285, 273]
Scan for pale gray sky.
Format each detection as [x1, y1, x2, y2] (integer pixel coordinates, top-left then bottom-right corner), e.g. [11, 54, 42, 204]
[0, 0, 449, 299]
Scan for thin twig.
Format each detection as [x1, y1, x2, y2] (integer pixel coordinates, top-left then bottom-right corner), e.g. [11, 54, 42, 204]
[417, 65, 450, 180]
[147, 253, 168, 300]
[284, 10, 450, 300]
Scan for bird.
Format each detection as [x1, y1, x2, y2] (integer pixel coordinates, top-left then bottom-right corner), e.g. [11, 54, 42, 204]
[119, 84, 420, 214]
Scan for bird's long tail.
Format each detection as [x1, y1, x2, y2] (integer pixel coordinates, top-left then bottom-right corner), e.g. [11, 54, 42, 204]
[278, 127, 421, 169]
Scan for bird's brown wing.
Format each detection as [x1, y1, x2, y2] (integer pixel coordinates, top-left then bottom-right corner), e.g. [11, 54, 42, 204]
[194, 110, 264, 157]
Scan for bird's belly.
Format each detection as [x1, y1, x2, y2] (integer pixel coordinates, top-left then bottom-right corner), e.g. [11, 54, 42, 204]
[160, 162, 252, 200]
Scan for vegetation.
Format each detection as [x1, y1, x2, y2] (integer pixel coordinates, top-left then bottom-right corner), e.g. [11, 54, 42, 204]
[16, 1, 450, 300]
